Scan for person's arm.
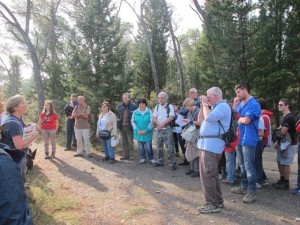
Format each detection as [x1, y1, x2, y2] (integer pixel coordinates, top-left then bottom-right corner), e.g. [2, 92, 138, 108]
[37, 115, 42, 130]
[72, 106, 81, 118]
[56, 117, 59, 132]
[131, 110, 137, 130]
[238, 117, 251, 125]
[12, 134, 38, 150]
[201, 96, 210, 120]
[112, 113, 118, 136]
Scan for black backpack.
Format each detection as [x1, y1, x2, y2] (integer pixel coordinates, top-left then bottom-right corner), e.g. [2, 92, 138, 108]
[219, 107, 238, 145]
[156, 103, 176, 127]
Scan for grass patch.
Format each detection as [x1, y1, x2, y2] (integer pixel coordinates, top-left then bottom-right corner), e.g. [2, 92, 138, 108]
[134, 187, 149, 197]
[27, 170, 81, 225]
[124, 206, 148, 220]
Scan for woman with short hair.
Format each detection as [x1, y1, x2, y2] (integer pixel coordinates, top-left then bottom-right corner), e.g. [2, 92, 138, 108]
[96, 101, 118, 164]
[1, 94, 38, 181]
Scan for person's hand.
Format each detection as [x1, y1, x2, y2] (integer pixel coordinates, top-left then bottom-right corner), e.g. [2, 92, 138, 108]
[234, 97, 240, 105]
[157, 123, 165, 130]
[201, 95, 208, 105]
[182, 119, 189, 123]
[274, 141, 279, 149]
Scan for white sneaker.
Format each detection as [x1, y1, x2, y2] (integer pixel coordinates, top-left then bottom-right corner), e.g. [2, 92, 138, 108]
[256, 183, 262, 189]
[139, 159, 146, 164]
[149, 159, 156, 164]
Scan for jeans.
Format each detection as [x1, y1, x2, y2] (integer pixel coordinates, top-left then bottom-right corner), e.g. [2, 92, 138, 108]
[138, 141, 154, 160]
[66, 118, 76, 148]
[255, 140, 264, 184]
[236, 144, 257, 192]
[297, 143, 300, 188]
[74, 128, 91, 155]
[100, 137, 115, 159]
[225, 151, 236, 183]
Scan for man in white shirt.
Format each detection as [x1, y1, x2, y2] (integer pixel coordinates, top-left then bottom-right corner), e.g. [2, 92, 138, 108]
[153, 92, 176, 170]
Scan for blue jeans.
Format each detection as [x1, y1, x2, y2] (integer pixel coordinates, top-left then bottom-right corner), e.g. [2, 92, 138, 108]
[100, 137, 115, 159]
[297, 143, 300, 188]
[138, 141, 154, 160]
[236, 145, 257, 192]
[255, 140, 264, 184]
[225, 151, 236, 183]
[66, 118, 76, 148]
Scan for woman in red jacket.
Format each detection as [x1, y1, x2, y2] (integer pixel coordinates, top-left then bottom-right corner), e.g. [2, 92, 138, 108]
[38, 101, 59, 159]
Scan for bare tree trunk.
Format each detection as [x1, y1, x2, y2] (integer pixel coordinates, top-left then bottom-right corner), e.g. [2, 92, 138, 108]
[0, 1, 45, 111]
[164, 1, 185, 101]
[123, 0, 160, 93]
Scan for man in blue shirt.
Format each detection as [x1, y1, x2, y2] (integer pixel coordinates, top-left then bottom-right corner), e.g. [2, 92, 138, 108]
[197, 87, 231, 214]
[231, 84, 261, 203]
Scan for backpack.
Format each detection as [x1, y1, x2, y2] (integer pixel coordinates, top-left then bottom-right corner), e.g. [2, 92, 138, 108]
[218, 107, 238, 145]
[296, 119, 300, 133]
[262, 114, 273, 146]
[156, 103, 176, 127]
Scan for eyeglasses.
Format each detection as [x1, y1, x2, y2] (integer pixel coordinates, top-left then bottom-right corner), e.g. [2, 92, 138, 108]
[278, 104, 284, 107]
[189, 92, 196, 94]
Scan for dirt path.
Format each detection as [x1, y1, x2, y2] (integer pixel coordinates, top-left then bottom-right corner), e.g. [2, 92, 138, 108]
[27, 142, 300, 225]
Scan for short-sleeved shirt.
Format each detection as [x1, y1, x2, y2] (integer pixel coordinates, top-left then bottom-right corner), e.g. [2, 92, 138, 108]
[153, 103, 175, 125]
[258, 116, 265, 140]
[281, 112, 297, 145]
[1, 115, 25, 149]
[197, 100, 231, 154]
[40, 113, 58, 130]
[73, 104, 90, 129]
[237, 96, 261, 147]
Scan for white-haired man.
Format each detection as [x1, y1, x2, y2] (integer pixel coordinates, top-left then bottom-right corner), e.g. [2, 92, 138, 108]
[153, 92, 176, 170]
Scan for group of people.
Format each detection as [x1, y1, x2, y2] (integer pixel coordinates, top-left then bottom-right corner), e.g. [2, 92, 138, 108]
[0, 83, 299, 223]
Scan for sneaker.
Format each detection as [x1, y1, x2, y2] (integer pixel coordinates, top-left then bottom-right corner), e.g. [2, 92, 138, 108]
[110, 158, 115, 164]
[170, 165, 176, 170]
[273, 181, 289, 190]
[272, 179, 284, 186]
[139, 159, 146, 164]
[218, 202, 224, 208]
[154, 163, 163, 167]
[190, 172, 200, 177]
[231, 185, 247, 194]
[222, 179, 235, 186]
[74, 154, 83, 157]
[291, 187, 300, 195]
[64, 147, 74, 151]
[262, 178, 269, 186]
[185, 170, 194, 175]
[242, 192, 256, 203]
[149, 159, 156, 164]
[45, 155, 51, 159]
[256, 183, 262, 189]
[197, 204, 220, 214]
[120, 157, 129, 160]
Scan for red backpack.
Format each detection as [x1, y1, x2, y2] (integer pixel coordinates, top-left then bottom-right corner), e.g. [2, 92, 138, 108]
[296, 119, 300, 133]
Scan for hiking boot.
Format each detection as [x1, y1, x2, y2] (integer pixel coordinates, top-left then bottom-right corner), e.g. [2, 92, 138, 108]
[178, 161, 189, 166]
[154, 163, 163, 167]
[120, 157, 129, 160]
[291, 187, 300, 195]
[102, 157, 109, 161]
[218, 202, 224, 208]
[190, 172, 200, 177]
[74, 154, 83, 157]
[272, 179, 284, 186]
[109, 158, 115, 164]
[222, 179, 235, 186]
[231, 185, 247, 194]
[197, 204, 220, 214]
[45, 155, 51, 159]
[242, 192, 256, 203]
[87, 154, 93, 158]
[262, 178, 269, 186]
[185, 170, 194, 175]
[273, 181, 289, 190]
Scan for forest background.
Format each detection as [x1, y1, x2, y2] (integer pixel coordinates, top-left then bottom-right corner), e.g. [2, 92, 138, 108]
[0, 0, 299, 133]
